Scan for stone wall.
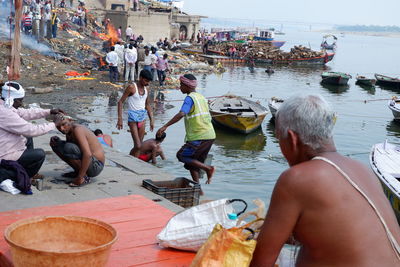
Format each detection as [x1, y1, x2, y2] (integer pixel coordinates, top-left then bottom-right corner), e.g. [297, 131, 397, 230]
[105, 11, 202, 44]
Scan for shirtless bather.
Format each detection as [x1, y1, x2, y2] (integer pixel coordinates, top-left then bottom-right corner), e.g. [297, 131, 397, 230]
[138, 133, 166, 164]
[251, 94, 400, 266]
[50, 115, 105, 187]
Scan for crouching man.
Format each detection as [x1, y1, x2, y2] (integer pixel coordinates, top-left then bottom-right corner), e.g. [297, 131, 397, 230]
[50, 115, 105, 187]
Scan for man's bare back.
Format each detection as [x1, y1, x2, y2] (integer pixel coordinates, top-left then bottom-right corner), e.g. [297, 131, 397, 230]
[138, 135, 166, 164]
[289, 153, 400, 266]
[67, 125, 105, 163]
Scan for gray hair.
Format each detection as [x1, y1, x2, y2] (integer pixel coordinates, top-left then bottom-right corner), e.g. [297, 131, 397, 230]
[275, 94, 336, 150]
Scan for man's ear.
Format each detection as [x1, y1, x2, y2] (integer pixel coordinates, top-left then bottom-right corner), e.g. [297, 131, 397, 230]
[287, 129, 299, 152]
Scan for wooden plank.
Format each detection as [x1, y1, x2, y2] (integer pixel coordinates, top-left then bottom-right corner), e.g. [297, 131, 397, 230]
[0, 195, 195, 266]
[106, 245, 194, 267]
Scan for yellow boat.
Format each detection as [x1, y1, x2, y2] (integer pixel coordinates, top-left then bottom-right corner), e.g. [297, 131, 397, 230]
[209, 95, 268, 134]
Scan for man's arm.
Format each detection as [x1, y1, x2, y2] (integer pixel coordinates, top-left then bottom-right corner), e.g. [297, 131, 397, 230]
[250, 170, 302, 267]
[0, 110, 55, 137]
[156, 96, 192, 136]
[117, 85, 133, 130]
[156, 111, 184, 137]
[150, 143, 158, 164]
[145, 94, 154, 131]
[159, 146, 166, 160]
[16, 107, 51, 120]
[73, 127, 92, 179]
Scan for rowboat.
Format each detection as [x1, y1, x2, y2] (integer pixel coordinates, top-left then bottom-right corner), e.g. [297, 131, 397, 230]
[370, 141, 400, 223]
[388, 98, 400, 120]
[375, 74, 400, 89]
[321, 71, 352, 85]
[356, 75, 376, 86]
[268, 97, 284, 118]
[209, 95, 268, 134]
[320, 34, 337, 50]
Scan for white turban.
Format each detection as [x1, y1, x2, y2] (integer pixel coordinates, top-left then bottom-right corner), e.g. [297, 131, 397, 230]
[2, 82, 25, 108]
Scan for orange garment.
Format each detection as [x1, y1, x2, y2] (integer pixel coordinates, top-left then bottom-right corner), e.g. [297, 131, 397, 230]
[65, 71, 90, 76]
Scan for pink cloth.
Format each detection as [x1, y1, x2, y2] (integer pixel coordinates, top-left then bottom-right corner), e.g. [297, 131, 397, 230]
[179, 76, 197, 89]
[156, 57, 169, 71]
[0, 99, 55, 161]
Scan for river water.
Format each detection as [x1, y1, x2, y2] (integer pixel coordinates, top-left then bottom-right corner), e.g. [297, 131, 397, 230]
[87, 30, 400, 210]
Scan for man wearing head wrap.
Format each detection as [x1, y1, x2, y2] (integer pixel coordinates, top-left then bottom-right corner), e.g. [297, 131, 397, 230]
[0, 81, 64, 184]
[157, 74, 216, 194]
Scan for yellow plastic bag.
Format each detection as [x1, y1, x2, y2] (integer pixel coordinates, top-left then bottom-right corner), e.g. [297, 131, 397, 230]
[190, 220, 259, 267]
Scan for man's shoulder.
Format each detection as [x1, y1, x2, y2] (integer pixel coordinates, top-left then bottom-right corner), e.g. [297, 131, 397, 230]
[278, 160, 331, 189]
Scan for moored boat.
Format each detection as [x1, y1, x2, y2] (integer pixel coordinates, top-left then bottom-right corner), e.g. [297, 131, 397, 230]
[388, 97, 400, 120]
[370, 141, 400, 222]
[375, 74, 400, 88]
[254, 53, 335, 65]
[251, 40, 286, 48]
[268, 97, 284, 118]
[181, 48, 203, 55]
[209, 95, 268, 134]
[356, 75, 376, 86]
[321, 71, 352, 85]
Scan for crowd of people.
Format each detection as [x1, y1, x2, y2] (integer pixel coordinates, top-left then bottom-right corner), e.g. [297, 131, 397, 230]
[105, 27, 171, 86]
[6, 0, 89, 40]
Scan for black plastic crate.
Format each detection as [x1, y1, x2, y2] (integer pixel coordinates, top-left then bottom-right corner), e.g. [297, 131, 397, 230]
[142, 177, 200, 208]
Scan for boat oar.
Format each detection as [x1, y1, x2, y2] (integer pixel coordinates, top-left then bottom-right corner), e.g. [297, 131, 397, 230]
[363, 98, 393, 103]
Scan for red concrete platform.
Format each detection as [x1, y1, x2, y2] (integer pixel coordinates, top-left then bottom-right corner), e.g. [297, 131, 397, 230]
[0, 195, 195, 267]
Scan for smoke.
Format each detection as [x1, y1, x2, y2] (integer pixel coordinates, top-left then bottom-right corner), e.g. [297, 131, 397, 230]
[0, 6, 56, 57]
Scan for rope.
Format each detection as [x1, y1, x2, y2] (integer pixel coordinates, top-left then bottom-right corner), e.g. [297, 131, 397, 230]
[313, 156, 400, 260]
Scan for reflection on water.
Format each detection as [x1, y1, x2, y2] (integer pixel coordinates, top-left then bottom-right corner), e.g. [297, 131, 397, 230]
[214, 127, 267, 152]
[376, 84, 400, 94]
[356, 83, 376, 95]
[386, 120, 400, 138]
[266, 119, 278, 144]
[320, 83, 350, 95]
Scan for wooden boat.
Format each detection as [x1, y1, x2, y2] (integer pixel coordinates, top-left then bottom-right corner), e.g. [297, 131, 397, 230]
[254, 53, 335, 65]
[251, 40, 286, 48]
[375, 74, 400, 88]
[370, 141, 400, 222]
[321, 71, 352, 85]
[268, 97, 284, 118]
[209, 95, 268, 134]
[356, 75, 376, 86]
[180, 48, 203, 55]
[321, 34, 337, 50]
[388, 98, 400, 120]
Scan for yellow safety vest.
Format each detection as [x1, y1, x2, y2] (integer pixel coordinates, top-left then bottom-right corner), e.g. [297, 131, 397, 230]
[184, 92, 216, 142]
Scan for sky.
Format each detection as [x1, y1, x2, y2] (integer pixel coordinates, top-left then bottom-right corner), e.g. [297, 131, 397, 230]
[182, 0, 400, 26]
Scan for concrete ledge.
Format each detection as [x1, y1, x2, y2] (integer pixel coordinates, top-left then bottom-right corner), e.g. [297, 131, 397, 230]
[0, 131, 184, 213]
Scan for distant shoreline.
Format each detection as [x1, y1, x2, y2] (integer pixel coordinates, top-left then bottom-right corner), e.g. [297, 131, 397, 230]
[313, 29, 400, 38]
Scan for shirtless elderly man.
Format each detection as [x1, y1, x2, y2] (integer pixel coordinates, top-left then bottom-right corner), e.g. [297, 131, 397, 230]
[50, 115, 105, 187]
[251, 94, 400, 266]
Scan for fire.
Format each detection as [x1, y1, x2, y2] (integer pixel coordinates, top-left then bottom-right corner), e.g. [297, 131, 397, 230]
[96, 23, 119, 46]
[107, 23, 119, 46]
[99, 57, 106, 67]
